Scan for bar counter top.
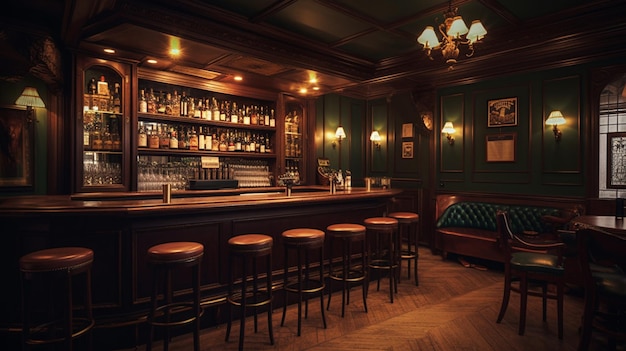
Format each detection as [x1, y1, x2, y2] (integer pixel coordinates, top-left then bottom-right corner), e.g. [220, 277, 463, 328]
[0, 186, 401, 215]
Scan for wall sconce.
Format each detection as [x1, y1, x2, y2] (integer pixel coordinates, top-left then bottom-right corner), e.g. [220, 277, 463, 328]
[15, 87, 46, 123]
[370, 130, 382, 150]
[545, 110, 566, 142]
[441, 122, 456, 145]
[332, 126, 346, 149]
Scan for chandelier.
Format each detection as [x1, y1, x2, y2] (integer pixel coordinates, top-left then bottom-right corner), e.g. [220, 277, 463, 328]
[417, 0, 487, 68]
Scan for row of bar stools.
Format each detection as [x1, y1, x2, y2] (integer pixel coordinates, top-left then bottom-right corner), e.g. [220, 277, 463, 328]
[280, 228, 326, 336]
[146, 241, 204, 351]
[19, 247, 95, 351]
[226, 234, 274, 351]
[326, 223, 368, 317]
[364, 217, 399, 303]
[388, 212, 420, 286]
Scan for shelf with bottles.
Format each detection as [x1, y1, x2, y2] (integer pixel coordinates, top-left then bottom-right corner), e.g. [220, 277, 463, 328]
[138, 79, 277, 129]
[79, 61, 128, 191]
[137, 120, 275, 156]
[137, 155, 274, 191]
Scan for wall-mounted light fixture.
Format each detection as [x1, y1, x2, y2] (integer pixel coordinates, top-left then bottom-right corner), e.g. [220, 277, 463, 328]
[545, 110, 566, 142]
[15, 87, 46, 123]
[370, 130, 382, 150]
[332, 126, 346, 149]
[441, 122, 456, 145]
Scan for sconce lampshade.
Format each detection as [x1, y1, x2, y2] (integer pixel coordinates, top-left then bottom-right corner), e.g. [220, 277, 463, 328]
[15, 87, 45, 108]
[370, 131, 382, 142]
[545, 111, 566, 126]
[335, 126, 346, 139]
[441, 122, 456, 134]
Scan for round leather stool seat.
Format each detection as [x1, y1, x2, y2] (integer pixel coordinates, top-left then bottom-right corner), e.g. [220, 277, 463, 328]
[326, 223, 368, 317]
[228, 234, 273, 255]
[364, 217, 399, 231]
[388, 212, 420, 286]
[19, 247, 95, 351]
[282, 228, 325, 245]
[147, 241, 204, 264]
[280, 228, 326, 336]
[388, 212, 419, 224]
[20, 247, 94, 272]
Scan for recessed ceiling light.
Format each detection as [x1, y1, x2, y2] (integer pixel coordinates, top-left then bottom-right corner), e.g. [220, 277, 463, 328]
[299, 88, 307, 94]
[234, 75, 243, 81]
[103, 48, 115, 54]
[147, 59, 158, 64]
[313, 86, 320, 90]
[169, 48, 181, 56]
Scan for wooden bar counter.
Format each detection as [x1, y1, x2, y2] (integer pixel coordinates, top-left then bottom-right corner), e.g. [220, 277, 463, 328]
[0, 186, 400, 348]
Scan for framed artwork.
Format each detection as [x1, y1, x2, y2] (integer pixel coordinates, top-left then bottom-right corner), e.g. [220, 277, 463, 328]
[488, 97, 517, 127]
[402, 141, 414, 159]
[0, 107, 34, 188]
[402, 123, 413, 138]
[607, 132, 626, 188]
[486, 133, 516, 162]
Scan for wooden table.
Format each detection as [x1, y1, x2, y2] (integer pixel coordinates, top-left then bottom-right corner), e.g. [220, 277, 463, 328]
[573, 215, 626, 234]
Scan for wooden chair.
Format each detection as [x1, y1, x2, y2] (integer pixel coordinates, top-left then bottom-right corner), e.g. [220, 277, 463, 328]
[577, 227, 626, 351]
[495, 210, 565, 339]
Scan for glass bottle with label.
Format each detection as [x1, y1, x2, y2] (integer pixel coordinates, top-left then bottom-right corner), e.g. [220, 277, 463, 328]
[138, 121, 147, 148]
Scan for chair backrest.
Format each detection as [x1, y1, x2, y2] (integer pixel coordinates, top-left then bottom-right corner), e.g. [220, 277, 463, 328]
[577, 227, 626, 281]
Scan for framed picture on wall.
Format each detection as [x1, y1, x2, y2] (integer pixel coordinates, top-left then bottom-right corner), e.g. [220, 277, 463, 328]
[402, 123, 413, 138]
[0, 107, 34, 188]
[607, 132, 626, 188]
[486, 133, 516, 162]
[488, 97, 517, 127]
[402, 141, 414, 159]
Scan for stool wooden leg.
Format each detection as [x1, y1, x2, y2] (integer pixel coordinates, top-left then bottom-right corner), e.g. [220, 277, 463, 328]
[66, 273, 74, 351]
[361, 237, 368, 313]
[193, 264, 201, 351]
[266, 253, 274, 345]
[318, 245, 327, 329]
[281, 245, 289, 328]
[239, 255, 247, 351]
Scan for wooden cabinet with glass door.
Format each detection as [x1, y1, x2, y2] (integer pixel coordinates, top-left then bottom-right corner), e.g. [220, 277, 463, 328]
[75, 56, 131, 192]
[282, 95, 307, 185]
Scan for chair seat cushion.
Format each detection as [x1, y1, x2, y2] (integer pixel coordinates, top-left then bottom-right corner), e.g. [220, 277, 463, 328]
[511, 252, 565, 275]
[593, 272, 626, 297]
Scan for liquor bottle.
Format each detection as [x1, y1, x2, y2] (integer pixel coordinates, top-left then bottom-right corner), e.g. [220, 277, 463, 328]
[147, 88, 156, 114]
[198, 126, 205, 150]
[264, 106, 270, 126]
[265, 133, 271, 153]
[227, 130, 235, 152]
[205, 128, 212, 151]
[91, 113, 103, 150]
[169, 127, 178, 149]
[259, 134, 266, 153]
[177, 126, 187, 149]
[88, 77, 97, 95]
[180, 91, 189, 117]
[270, 108, 276, 127]
[250, 106, 258, 125]
[242, 105, 250, 125]
[212, 131, 219, 151]
[230, 102, 239, 124]
[202, 98, 210, 120]
[164, 92, 173, 115]
[249, 132, 256, 152]
[259, 106, 265, 126]
[138, 121, 147, 148]
[219, 130, 228, 151]
[220, 101, 227, 121]
[211, 97, 219, 121]
[172, 90, 180, 116]
[194, 98, 202, 118]
[235, 131, 242, 151]
[189, 127, 199, 150]
[112, 83, 121, 113]
[188, 97, 196, 118]
[159, 124, 170, 149]
[139, 89, 148, 113]
[148, 125, 160, 149]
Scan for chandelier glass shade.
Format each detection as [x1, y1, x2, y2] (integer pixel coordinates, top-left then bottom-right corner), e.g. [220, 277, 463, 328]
[417, 1, 487, 68]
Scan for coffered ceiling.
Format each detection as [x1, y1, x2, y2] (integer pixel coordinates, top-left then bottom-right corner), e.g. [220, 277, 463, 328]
[4, 0, 626, 99]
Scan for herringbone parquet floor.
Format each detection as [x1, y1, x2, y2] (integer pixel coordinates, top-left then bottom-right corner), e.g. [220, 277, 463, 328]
[122, 248, 590, 351]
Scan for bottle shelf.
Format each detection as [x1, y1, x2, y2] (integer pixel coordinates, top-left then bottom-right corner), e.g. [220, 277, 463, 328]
[138, 148, 276, 158]
[138, 112, 276, 131]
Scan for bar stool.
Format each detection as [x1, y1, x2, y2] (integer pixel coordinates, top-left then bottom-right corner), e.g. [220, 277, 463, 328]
[146, 241, 204, 351]
[280, 228, 326, 336]
[326, 223, 368, 317]
[364, 216, 399, 303]
[388, 212, 420, 286]
[226, 234, 274, 351]
[19, 247, 95, 351]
